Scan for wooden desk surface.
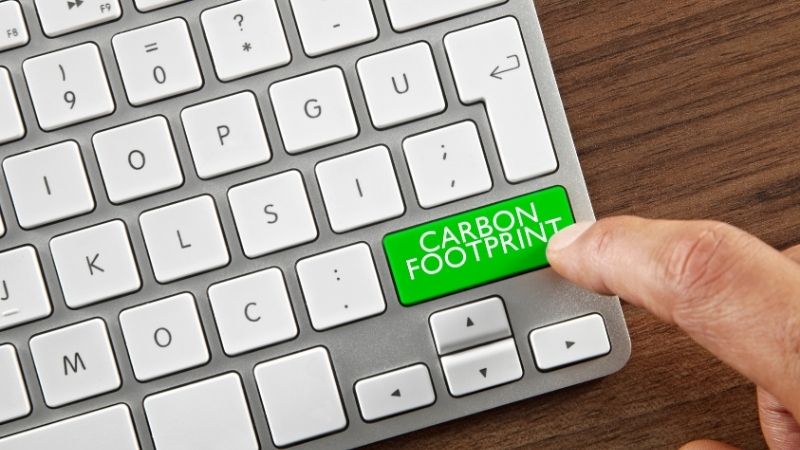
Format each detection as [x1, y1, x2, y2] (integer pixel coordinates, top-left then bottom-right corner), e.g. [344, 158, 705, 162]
[374, 1, 800, 448]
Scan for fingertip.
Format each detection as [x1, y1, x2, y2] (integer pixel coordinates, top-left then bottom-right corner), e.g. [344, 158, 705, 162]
[547, 221, 594, 256]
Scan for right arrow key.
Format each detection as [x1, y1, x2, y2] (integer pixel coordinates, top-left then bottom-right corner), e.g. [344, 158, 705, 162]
[530, 314, 611, 371]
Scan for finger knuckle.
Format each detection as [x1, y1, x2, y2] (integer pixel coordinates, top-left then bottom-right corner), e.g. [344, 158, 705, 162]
[660, 221, 749, 322]
[588, 216, 637, 263]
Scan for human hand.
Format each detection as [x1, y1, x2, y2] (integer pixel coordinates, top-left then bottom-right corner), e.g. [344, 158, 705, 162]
[546, 217, 800, 449]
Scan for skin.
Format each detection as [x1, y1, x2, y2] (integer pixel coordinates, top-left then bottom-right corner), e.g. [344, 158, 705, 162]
[546, 217, 800, 449]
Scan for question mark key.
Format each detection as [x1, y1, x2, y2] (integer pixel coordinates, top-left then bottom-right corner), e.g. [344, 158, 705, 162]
[200, 0, 291, 81]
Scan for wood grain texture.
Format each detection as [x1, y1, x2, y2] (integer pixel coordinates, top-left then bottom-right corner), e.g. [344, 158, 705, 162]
[372, 1, 800, 448]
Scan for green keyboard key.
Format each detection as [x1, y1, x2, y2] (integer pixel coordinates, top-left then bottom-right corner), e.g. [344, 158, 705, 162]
[384, 186, 576, 306]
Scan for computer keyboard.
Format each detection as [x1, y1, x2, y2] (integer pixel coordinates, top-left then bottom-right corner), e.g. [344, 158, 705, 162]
[0, 0, 631, 448]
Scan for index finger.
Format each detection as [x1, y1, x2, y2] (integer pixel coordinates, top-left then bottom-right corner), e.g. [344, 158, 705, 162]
[546, 217, 800, 417]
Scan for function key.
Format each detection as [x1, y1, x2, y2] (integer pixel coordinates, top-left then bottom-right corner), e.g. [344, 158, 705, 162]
[201, 0, 291, 82]
[33, 0, 121, 38]
[134, 0, 187, 13]
[529, 314, 611, 371]
[386, 0, 507, 32]
[289, 0, 377, 57]
[23, 43, 115, 131]
[0, 1, 29, 51]
[0, 67, 25, 144]
[112, 18, 202, 106]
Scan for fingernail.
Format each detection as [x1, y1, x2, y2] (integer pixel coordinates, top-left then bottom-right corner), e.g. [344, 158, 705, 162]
[548, 222, 593, 252]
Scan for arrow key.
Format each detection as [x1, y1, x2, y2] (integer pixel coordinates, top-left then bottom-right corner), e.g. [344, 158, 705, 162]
[355, 364, 435, 422]
[529, 314, 611, 371]
[441, 338, 522, 397]
[430, 296, 511, 355]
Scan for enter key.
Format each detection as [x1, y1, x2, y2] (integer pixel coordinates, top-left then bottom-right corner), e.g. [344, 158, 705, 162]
[445, 17, 557, 183]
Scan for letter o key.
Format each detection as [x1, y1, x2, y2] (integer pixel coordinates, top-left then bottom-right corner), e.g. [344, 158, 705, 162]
[154, 327, 172, 348]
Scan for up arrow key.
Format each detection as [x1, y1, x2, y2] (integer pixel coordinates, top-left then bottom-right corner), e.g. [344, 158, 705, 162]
[466, 317, 474, 327]
[391, 389, 401, 398]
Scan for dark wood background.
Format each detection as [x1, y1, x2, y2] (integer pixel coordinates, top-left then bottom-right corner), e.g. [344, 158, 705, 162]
[374, 1, 800, 448]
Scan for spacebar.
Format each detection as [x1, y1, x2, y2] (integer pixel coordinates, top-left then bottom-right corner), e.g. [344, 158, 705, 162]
[0, 404, 139, 450]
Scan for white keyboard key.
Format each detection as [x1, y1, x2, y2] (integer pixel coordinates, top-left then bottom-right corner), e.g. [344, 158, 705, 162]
[316, 145, 404, 233]
[0, 247, 51, 331]
[29, 318, 121, 407]
[297, 243, 385, 331]
[228, 170, 317, 258]
[113, 18, 203, 106]
[530, 314, 611, 371]
[430, 297, 511, 355]
[357, 42, 445, 129]
[270, 67, 358, 154]
[441, 338, 522, 397]
[93, 116, 184, 204]
[202, 0, 291, 81]
[0, 67, 25, 144]
[134, 0, 187, 12]
[0, 1, 29, 51]
[290, 0, 377, 56]
[23, 43, 115, 131]
[140, 196, 230, 283]
[0, 404, 139, 450]
[404, 121, 492, 208]
[3, 141, 95, 229]
[145, 373, 257, 450]
[120, 293, 209, 381]
[34, 0, 122, 37]
[182, 92, 271, 179]
[355, 364, 435, 422]
[254, 347, 346, 447]
[445, 18, 557, 183]
[386, 0, 506, 32]
[209, 268, 298, 356]
[0, 345, 30, 424]
[50, 220, 141, 308]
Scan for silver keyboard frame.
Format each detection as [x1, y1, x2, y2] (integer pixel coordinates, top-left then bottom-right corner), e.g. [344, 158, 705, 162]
[0, 0, 631, 448]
